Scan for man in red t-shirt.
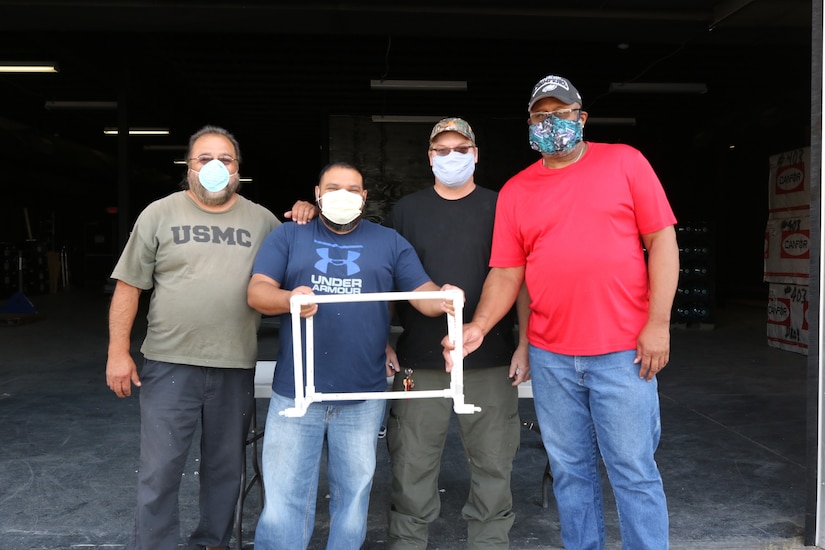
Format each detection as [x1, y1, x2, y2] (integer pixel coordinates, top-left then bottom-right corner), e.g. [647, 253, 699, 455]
[445, 74, 680, 550]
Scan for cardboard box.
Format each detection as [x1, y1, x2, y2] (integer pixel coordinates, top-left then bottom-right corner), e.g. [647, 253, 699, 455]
[764, 213, 810, 284]
[768, 147, 811, 214]
[767, 282, 809, 355]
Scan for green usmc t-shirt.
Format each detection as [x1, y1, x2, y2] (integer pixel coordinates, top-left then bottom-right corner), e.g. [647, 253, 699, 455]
[111, 191, 280, 369]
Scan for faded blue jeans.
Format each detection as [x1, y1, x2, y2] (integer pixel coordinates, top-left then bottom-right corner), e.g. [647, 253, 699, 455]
[529, 347, 669, 550]
[254, 393, 385, 550]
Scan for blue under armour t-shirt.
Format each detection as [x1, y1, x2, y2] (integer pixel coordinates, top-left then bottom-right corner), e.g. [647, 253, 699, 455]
[251, 218, 432, 398]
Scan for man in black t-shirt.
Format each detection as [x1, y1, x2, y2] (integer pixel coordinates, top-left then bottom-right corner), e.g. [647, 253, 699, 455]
[384, 118, 530, 549]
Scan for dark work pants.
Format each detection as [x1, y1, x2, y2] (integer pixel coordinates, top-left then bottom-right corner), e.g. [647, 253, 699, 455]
[131, 360, 254, 550]
[387, 366, 521, 550]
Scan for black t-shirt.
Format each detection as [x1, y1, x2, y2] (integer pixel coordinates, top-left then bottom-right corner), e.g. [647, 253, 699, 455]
[384, 186, 516, 370]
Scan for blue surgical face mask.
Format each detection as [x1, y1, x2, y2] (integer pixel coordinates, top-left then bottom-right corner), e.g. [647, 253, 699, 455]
[193, 159, 232, 192]
[528, 115, 583, 155]
[432, 151, 476, 188]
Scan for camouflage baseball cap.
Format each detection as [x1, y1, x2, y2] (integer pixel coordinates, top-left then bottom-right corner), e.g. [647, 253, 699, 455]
[429, 117, 476, 144]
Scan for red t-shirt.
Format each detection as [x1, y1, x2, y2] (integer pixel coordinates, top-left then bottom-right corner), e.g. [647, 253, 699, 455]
[492, 142, 677, 355]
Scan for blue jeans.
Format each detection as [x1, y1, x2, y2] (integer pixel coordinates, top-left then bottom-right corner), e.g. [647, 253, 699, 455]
[254, 393, 385, 550]
[529, 347, 668, 550]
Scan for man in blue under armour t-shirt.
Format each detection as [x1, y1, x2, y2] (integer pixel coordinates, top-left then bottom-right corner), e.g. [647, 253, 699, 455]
[248, 161, 461, 550]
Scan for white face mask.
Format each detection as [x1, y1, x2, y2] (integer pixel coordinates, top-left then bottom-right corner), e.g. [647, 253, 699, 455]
[432, 151, 475, 188]
[191, 159, 237, 192]
[318, 189, 364, 224]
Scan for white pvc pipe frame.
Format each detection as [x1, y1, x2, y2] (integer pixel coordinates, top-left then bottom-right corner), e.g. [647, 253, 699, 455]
[280, 289, 480, 418]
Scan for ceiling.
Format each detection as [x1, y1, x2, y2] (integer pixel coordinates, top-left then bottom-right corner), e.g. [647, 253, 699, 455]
[0, 0, 815, 212]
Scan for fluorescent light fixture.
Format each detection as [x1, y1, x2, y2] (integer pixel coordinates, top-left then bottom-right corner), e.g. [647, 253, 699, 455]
[587, 117, 637, 126]
[173, 159, 187, 165]
[371, 115, 445, 123]
[240, 177, 253, 183]
[0, 61, 58, 73]
[609, 82, 707, 94]
[144, 144, 187, 151]
[45, 100, 117, 110]
[370, 79, 467, 91]
[104, 128, 170, 136]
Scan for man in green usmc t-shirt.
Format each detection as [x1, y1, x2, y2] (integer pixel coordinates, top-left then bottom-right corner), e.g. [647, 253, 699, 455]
[105, 125, 314, 550]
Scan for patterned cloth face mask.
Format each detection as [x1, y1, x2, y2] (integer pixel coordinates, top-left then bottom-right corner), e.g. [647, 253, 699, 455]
[528, 115, 583, 155]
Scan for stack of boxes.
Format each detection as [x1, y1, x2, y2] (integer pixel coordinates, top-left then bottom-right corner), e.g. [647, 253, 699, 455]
[764, 147, 811, 355]
[673, 221, 715, 327]
[0, 242, 49, 300]
[1, 243, 19, 299]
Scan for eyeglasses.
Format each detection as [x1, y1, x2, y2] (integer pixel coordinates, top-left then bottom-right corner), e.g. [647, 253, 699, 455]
[529, 109, 582, 125]
[429, 145, 476, 156]
[189, 154, 237, 166]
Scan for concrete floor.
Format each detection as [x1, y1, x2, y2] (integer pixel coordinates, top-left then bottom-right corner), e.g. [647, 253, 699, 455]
[0, 288, 815, 549]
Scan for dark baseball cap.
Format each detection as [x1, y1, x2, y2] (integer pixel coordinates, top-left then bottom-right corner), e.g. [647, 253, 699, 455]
[528, 75, 583, 110]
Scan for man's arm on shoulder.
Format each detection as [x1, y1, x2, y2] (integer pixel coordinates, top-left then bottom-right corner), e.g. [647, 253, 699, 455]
[283, 200, 318, 224]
